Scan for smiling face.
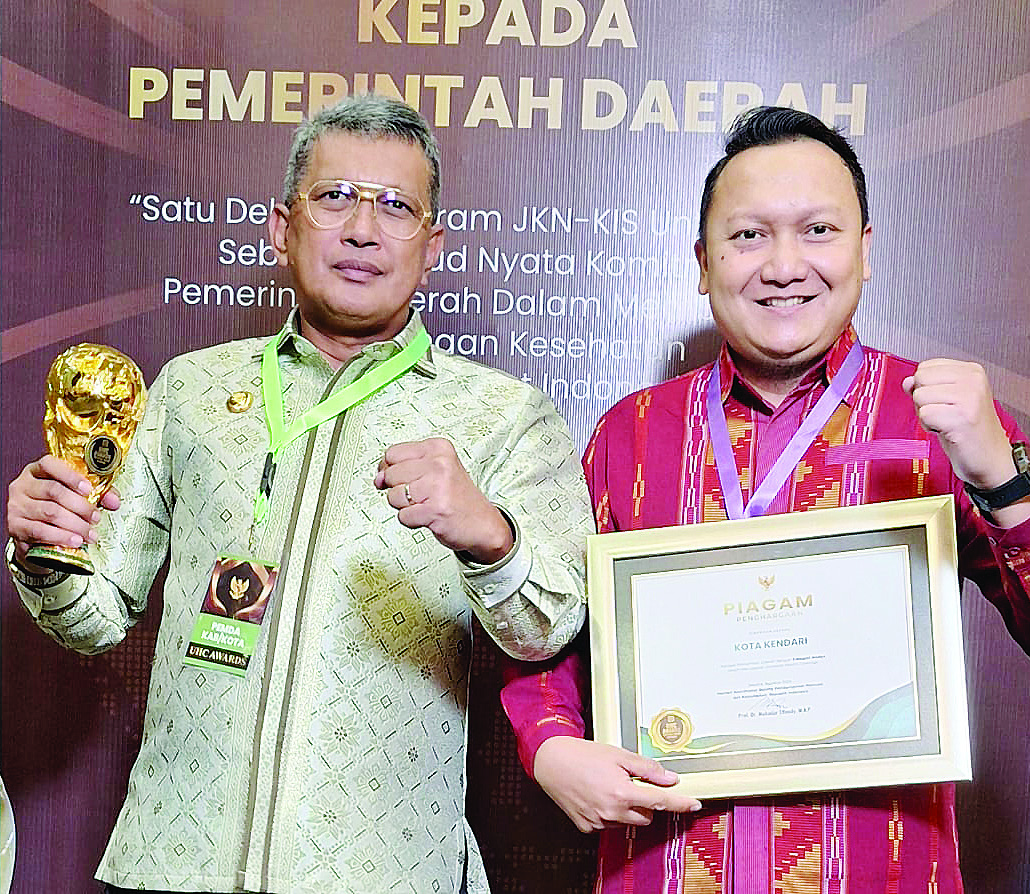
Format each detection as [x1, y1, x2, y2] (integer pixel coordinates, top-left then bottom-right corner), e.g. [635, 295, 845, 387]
[269, 132, 443, 350]
[695, 138, 871, 398]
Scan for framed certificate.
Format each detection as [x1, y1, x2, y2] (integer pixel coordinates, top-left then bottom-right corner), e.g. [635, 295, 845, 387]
[588, 495, 971, 799]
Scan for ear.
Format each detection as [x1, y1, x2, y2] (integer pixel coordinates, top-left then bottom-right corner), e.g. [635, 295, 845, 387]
[420, 223, 445, 285]
[269, 203, 292, 268]
[861, 223, 872, 281]
[695, 238, 710, 295]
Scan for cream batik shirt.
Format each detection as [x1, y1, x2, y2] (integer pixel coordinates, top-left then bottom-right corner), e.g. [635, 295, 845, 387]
[12, 310, 592, 894]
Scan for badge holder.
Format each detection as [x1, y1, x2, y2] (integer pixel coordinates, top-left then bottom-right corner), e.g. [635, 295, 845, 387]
[184, 555, 279, 677]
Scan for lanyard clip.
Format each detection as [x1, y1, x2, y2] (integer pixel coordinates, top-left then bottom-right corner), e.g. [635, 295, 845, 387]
[260, 452, 276, 498]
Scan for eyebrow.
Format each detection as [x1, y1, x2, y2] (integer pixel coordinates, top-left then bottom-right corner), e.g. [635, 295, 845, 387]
[722, 202, 851, 225]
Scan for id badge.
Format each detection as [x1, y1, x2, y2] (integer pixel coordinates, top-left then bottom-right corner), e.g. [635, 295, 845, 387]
[183, 555, 279, 677]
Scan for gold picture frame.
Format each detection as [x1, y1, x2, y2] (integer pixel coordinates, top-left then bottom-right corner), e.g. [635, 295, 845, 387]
[588, 495, 970, 800]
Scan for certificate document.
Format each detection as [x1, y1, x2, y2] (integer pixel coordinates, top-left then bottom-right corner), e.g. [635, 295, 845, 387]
[633, 546, 917, 758]
[588, 496, 971, 798]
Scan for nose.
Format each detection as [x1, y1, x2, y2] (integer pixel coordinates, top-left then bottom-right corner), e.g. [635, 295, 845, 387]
[761, 235, 808, 286]
[340, 195, 380, 246]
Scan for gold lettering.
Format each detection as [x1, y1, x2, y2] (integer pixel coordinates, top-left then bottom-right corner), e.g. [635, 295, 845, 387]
[485, 0, 534, 45]
[581, 78, 626, 130]
[171, 68, 205, 120]
[208, 70, 267, 122]
[444, 0, 485, 42]
[424, 74, 465, 125]
[309, 73, 348, 117]
[358, 0, 403, 42]
[683, 81, 718, 132]
[408, 0, 441, 43]
[463, 76, 513, 127]
[517, 77, 563, 128]
[629, 79, 677, 131]
[586, 0, 637, 48]
[373, 73, 422, 109]
[820, 83, 867, 135]
[540, 0, 586, 46]
[271, 71, 304, 122]
[128, 67, 167, 118]
[721, 81, 762, 130]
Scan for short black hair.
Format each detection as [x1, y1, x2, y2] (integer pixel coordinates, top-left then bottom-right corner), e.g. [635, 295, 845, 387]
[697, 105, 868, 246]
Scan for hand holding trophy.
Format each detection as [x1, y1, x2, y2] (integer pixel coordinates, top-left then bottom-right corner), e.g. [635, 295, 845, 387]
[25, 344, 147, 575]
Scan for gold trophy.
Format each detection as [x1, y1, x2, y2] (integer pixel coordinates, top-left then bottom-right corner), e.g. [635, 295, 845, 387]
[26, 344, 147, 575]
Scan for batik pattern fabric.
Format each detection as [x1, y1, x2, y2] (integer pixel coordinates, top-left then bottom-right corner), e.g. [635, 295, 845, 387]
[502, 328, 1030, 894]
[11, 310, 593, 894]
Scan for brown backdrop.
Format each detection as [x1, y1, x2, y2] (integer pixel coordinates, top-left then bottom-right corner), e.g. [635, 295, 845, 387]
[2, 1, 1029, 891]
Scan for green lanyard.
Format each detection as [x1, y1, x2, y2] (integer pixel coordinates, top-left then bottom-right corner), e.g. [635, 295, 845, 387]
[252, 328, 431, 526]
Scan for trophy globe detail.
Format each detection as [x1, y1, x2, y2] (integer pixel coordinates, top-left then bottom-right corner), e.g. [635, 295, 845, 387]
[26, 344, 148, 575]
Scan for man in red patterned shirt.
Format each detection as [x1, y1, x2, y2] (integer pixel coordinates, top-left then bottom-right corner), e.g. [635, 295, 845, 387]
[502, 106, 1030, 893]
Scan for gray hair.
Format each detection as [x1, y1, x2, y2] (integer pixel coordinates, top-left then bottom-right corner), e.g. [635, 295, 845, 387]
[282, 94, 441, 218]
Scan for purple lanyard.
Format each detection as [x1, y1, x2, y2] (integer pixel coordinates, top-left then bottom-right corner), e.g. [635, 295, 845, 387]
[705, 342, 864, 520]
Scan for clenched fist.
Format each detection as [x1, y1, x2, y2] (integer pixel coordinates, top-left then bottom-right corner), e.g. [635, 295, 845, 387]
[374, 438, 514, 563]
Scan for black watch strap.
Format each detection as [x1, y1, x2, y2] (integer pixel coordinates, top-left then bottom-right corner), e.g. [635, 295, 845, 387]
[964, 442, 1030, 512]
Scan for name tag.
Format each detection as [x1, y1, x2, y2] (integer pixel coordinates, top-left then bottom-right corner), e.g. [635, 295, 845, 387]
[183, 555, 279, 677]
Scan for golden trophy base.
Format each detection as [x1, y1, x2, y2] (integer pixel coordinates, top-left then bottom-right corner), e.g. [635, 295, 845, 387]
[24, 543, 95, 576]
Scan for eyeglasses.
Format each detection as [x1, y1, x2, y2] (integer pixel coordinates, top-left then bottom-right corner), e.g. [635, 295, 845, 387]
[295, 179, 433, 240]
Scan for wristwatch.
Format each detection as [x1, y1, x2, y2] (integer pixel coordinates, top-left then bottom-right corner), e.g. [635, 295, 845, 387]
[964, 442, 1030, 514]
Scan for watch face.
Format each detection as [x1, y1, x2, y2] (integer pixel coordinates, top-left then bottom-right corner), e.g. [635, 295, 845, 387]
[1013, 442, 1030, 474]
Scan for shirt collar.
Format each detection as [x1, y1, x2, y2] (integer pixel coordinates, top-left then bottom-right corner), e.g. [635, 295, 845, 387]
[716, 325, 863, 407]
[258, 307, 437, 378]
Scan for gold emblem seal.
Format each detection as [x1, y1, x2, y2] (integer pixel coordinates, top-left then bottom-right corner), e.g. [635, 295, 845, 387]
[84, 434, 122, 475]
[648, 709, 694, 754]
[227, 391, 254, 413]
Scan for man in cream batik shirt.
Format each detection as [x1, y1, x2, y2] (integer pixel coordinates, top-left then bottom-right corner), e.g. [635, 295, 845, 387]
[7, 95, 592, 894]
